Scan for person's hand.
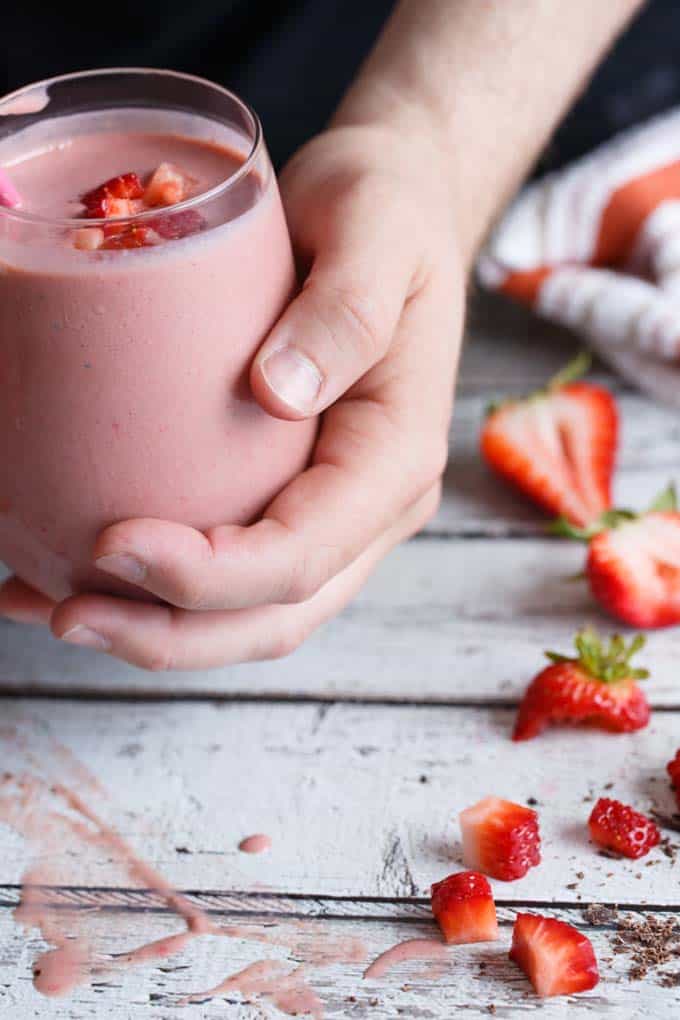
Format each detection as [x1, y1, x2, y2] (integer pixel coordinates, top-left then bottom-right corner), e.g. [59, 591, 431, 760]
[0, 123, 465, 669]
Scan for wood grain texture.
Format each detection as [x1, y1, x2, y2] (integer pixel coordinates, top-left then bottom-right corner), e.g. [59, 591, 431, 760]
[1, 700, 677, 905]
[2, 906, 679, 1019]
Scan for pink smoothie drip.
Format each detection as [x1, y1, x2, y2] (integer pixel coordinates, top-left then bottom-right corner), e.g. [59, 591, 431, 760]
[184, 960, 323, 1018]
[238, 833, 272, 854]
[363, 938, 448, 980]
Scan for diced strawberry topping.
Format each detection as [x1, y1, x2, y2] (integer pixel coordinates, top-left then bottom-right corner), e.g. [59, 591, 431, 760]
[149, 209, 206, 240]
[430, 871, 499, 945]
[100, 225, 157, 250]
[588, 797, 660, 859]
[513, 629, 650, 741]
[81, 172, 144, 218]
[509, 913, 599, 998]
[667, 750, 680, 809]
[144, 162, 195, 207]
[459, 797, 541, 881]
[72, 227, 105, 251]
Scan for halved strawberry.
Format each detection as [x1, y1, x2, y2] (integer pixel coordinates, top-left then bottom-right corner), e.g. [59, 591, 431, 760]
[667, 750, 680, 809]
[513, 628, 649, 741]
[459, 797, 541, 881]
[509, 913, 599, 997]
[144, 162, 195, 207]
[588, 797, 660, 859]
[430, 871, 499, 945]
[81, 172, 144, 218]
[481, 353, 618, 528]
[556, 485, 680, 628]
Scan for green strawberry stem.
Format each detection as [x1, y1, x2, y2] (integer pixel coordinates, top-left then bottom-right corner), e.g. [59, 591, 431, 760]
[549, 482, 678, 542]
[545, 627, 649, 683]
[546, 351, 592, 391]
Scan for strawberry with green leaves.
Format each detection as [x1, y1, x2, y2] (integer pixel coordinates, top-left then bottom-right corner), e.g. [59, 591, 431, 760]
[555, 484, 680, 628]
[481, 353, 618, 528]
[513, 628, 650, 741]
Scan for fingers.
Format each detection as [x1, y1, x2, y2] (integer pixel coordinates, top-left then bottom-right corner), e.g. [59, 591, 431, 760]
[0, 576, 55, 625]
[250, 183, 420, 420]
[52, 486, 440, 671]
[93, 274, 458, 612]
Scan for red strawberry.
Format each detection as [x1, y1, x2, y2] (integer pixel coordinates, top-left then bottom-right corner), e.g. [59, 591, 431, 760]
[481, 353, 618, 528]
[667, 750, 680, 809]
[144, 162, 195, 207]
[101, 225, 157, 250]
[509, 913, 599, 997]
[82, 172, 144, 218]
[513, 628, 649, 741]
[430, 871, 499, 945]
[588, 797, 660, 859]
[459, 797, 541, 881]
[149, 208, 206, 240]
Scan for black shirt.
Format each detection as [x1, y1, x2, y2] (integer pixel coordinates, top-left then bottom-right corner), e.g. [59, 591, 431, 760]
[2, 1, 679, 171]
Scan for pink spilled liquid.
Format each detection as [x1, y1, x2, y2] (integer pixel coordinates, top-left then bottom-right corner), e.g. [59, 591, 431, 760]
[238, 833, 272, 854]
[363, 938, 448, 980]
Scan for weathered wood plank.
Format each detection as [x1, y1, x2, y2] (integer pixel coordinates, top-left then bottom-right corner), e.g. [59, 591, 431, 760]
[1, 701, 678, 905]
[0, 900, 676, 1019]
[4, 538, 680, 702]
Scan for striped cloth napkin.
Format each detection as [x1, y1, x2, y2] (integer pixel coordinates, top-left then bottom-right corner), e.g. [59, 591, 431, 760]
[478, 108, 680, 406]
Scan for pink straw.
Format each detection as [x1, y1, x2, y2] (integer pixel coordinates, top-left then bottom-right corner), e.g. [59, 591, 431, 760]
[0, 167, 22, 209]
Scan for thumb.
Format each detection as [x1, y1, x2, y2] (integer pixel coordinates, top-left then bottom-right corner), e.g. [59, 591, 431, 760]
[250, 220, 415, 420]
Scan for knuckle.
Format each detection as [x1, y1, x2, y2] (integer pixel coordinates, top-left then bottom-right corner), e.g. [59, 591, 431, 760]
[263, 627, 305, 661]
[168, 574, 210, 612]
[140, 647, 174, 673]
[309, 281, 388, 363]
[280, 548, 329, 605]
[412, 436, 450, 495]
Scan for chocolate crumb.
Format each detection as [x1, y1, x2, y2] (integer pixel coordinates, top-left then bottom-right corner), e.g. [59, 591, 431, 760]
[488, 1007, 497, 1016]
[604, 782, 614, 790]
[606, 913, 680, 984]
[566, 882, 578, 890]
[175, 846, 192, 854]
[583, 903, 618, 925]
[526, 797, 539, 806]
[369, 998, 379, 1007]
[478, 962, 487, 971]
[419, 775, 429, 784]
[576, 872, 584, 880]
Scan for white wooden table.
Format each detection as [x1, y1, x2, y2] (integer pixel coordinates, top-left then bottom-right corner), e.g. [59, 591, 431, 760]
[1, 294, 679, 1019]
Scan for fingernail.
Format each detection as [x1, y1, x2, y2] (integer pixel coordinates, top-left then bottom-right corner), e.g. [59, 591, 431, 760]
[61, 625, 111, 652]
[260, 346, 323, 413]
[95, 553, 146, 585]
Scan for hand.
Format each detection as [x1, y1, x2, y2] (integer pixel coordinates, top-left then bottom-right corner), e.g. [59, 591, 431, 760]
[0, 123, 464, 669]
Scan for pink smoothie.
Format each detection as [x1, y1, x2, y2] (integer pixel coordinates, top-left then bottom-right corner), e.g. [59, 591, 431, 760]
[0, 111, 315, 600]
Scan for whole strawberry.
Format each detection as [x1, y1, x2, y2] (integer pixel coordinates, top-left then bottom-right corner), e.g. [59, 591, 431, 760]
[513, 628, 650, 741]
[555, 485, 680, 628]
[481, 353, 618, 528]
[667, 750, 680, 810]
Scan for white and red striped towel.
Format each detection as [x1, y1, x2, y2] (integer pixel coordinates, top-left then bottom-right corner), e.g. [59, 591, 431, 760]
[478, 108, 680, 406]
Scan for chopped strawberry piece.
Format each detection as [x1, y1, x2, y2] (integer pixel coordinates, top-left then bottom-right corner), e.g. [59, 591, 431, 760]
[149, 209, 206, 240]
[667, 750, 680, 810]
[430, 871, 498, 945]
[513, 628, 650, 741]
[101, 225, 157, 250]
[459, 797, 541, 881]
[510, 913, 599, 997]
[81, 172, 144, 218]
[481, 353, 618, 528]
[144, 162, 195, 207]
[72, 227, 105, 251]
[588, 797, 660, 859]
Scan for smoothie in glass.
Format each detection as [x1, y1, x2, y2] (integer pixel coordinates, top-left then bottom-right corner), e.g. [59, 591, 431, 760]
[0, 70, 316, 601]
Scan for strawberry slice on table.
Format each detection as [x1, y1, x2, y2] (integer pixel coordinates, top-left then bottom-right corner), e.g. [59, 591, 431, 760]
[81, 172, 144, 218]
[480, 353, 618, 528]
[509, 913, 599, 998]
[556, 484, 680, 628]
[459, 797, 541, 881]
[513, 628, 650, 741]
[667, 750, 680, 810]
[588, 797, 660, 859]
[430, 871, 499, 945]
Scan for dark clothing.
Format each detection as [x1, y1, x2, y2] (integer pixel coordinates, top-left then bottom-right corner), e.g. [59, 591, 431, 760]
[2, 1, 678, 171]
